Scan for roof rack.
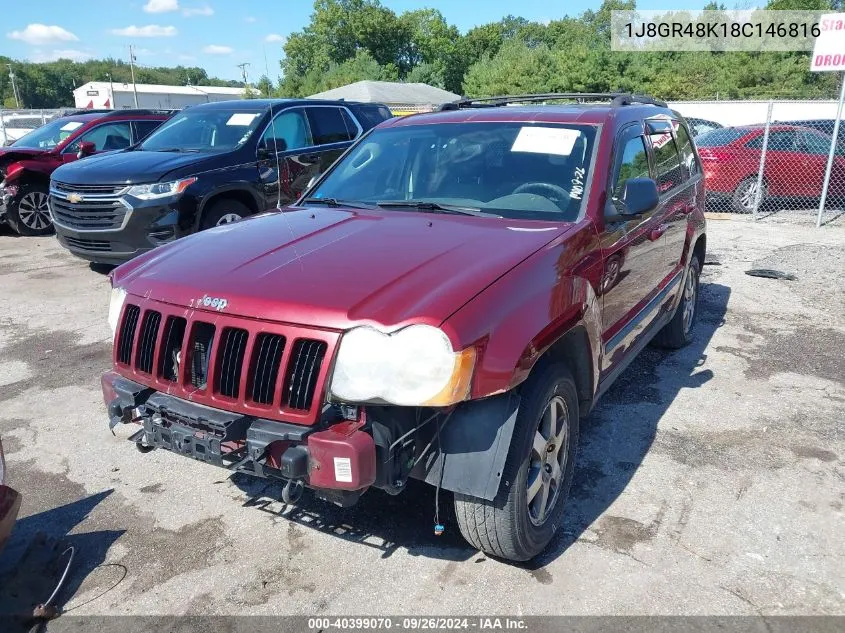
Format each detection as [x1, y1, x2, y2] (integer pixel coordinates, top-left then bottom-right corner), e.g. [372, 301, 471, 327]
[101, 109, 180, 116]
[438, 93, 668, 111]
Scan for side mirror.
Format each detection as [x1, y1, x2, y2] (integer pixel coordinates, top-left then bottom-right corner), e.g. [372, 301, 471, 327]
[607, 177, 659, 221]
[76, 141, 96, 159]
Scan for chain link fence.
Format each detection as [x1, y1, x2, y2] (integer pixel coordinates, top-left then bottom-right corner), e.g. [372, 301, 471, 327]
[673, 98, 845, 224]
[0, 108, 69, 146]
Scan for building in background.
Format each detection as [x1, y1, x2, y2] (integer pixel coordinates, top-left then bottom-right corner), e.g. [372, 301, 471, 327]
[73, 82, 246, 110]
[308, 81, 460, 115]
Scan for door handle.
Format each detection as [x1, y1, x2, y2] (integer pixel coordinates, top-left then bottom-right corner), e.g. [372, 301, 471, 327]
[649, 224, 668, 241]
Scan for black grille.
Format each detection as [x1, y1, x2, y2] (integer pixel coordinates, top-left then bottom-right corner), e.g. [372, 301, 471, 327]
[190, 323, 215, 390]
[159, 317, 186, 382]
[52, 181, 126, 195]
[249, 333, 286, 405]
[283, 339, 327, 411]
[135, 311, 161, 374]
[63, 236, 112, 252]
[217, 328, 248, 399]
[50, 197, 128, 230]
[117, 305, 140, 365]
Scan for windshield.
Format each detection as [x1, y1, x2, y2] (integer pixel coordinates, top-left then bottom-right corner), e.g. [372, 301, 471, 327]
[140, 108, 265, 152]
[307, 122, 597, 221]
[11, 117, 83, 149]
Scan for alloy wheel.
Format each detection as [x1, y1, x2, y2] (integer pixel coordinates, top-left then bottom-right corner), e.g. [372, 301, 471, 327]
[18, 191, 52, 231]
[526, 395, 570, 526]
[216, 213, 242, 226]
[739, 181, 758, 211]
[682, 265, 698, 335]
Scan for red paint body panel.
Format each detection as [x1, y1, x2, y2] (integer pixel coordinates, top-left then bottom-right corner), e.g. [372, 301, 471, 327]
[307, 423, 376, 490]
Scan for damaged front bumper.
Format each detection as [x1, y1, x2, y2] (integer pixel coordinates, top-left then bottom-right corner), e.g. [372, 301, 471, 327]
[102, 372, 376, 503]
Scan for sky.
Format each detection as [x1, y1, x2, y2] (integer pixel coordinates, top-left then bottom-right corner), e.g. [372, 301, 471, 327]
[4, 0, 706, 82]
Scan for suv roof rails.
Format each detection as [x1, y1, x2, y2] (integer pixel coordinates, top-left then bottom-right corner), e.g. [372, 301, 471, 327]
[438, 93, 668, 111]
[101, 108, 179, 116]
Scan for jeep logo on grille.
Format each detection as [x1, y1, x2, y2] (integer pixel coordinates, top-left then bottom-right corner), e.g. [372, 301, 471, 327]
[200, 295, 228, 311]
[67, 193, 84, 203]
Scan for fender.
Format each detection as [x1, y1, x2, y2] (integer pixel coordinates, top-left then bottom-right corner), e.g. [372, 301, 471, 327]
[3, 160, 53, 186]
[192, 180, 264, 231]
[430, 225, 604, 500]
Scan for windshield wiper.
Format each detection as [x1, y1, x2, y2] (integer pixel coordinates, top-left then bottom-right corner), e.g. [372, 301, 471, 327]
[376, 200, 501, 218]
[301, 197, 375, 209]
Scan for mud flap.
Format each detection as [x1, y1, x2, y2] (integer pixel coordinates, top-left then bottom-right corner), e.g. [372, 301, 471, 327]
[422, 392, 520, 502]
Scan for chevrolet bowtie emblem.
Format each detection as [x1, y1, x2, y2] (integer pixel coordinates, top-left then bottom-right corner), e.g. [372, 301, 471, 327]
[67, 193, 83, 203]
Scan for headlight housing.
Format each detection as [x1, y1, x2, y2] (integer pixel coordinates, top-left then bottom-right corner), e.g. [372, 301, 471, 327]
[108, 287, 127, 337]
[126, 177, 196, 200]
[329, 325, 476, 407]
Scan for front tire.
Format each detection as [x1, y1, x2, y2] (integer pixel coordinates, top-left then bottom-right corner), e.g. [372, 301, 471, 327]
[200, 199, 250, 230]
[454, 362, 579, 562]
[6, 182, 53, 236]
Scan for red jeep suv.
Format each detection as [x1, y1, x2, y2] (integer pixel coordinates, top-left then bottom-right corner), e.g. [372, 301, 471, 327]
[102, 93, 706, 562]
[0, 109, 170, 235]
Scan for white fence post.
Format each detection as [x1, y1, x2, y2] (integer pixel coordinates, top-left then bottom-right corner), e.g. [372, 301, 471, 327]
[752, 100, 774, 220]
[816, 75, 845, 228]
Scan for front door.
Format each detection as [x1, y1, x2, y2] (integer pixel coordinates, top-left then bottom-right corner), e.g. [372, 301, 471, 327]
[257, 107, 315, 208]
[599, 123, 669, 375]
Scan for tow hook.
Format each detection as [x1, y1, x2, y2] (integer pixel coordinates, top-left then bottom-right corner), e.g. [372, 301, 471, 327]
[281, 478, 304, 504]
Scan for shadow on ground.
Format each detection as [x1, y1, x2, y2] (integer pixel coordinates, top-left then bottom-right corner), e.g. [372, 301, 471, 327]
[0, 490, 124, 621]
[232, 282, 731, 567]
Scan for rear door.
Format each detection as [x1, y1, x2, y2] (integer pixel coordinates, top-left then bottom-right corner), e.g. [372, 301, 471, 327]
[599, 123, 672, 374]
[798, 129, 840, 197]
[289, 106, 360, 194]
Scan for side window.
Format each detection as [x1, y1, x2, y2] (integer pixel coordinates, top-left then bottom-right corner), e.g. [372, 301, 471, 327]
[133, 120, 163, 143]
[306, 107, 353, 145]
[648, 131, 683, 193]
[340, 109, 361, 138]
[259, 109, 312, 152]
[746, 130, 797, 151]
[613, 134, 650, 197]
[801, 131, 833, 156]
[675, 123, 700, 178]
[65, 122, 132, 153]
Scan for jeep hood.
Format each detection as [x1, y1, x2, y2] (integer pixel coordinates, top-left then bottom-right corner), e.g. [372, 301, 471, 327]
[50, 149, 225, 185]
[112, 207, 569, 331]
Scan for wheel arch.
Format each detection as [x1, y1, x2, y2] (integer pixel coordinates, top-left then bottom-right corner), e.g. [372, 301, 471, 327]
[196, 187, 261, 229]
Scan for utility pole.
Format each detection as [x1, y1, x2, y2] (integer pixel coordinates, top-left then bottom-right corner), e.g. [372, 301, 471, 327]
[106, 72, 115, 109]
[6, 64, 21, 108]
[237, 62, 250, 93]
[128, 45, 139, 108]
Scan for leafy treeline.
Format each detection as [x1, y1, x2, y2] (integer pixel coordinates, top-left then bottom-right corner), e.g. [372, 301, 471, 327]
[274, 0, 841, 99]
[0, 57, 242, 109]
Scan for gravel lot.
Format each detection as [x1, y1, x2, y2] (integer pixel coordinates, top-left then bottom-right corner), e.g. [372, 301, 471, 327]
[0, 216, 843, 618]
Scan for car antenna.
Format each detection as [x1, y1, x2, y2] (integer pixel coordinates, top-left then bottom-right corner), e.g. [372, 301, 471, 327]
[267, 100, 306, 275]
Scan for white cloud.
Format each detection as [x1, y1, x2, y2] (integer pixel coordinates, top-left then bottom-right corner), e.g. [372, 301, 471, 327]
[144, 0, 179, 13]
[202, 44, 232, 54]
[183, 5, 213, 16]
[265, 34, 286, 43]
[244, 16, 256, 23]
[111, 25, 177, 37]
[31, 49, 93, 63]
[8, 24, 78, 45]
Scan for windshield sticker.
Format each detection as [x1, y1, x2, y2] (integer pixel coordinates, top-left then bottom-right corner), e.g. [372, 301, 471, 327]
[511, 126, 580, 156]
[570, 166, 586, 200]
[226, 113, 259, 126]
[60, 121, 84, 132]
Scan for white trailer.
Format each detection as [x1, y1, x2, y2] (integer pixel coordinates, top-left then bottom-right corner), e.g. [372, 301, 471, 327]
[73, 82, 246, 110]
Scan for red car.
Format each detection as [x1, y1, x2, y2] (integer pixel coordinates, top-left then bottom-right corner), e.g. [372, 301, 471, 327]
[0, 109, 170, 235]
[697, 124, 845, 213]
[102, 93, 706, 562]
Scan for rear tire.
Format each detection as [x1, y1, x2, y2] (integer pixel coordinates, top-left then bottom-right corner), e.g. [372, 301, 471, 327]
[6, 182, 53, 236]
[200, 199, 250, 230]
[652, 254, 701, 349]
[454, 362, 579, 562]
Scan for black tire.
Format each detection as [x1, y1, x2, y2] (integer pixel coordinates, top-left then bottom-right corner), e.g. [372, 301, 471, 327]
[732, 176, 765, 214]
[454, 362, 579, 562]
[5, 182, 53, 236]
[200, 199, 250, 230]
[652, 254, 701, 349]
